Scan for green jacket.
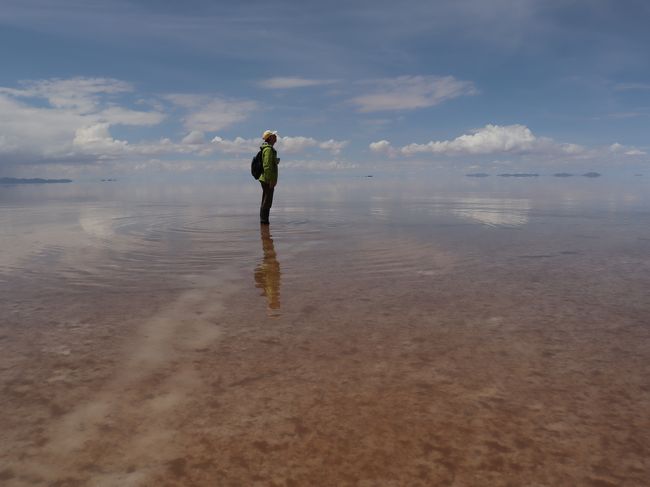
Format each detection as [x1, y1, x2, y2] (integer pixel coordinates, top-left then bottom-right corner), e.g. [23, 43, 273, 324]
[258, 142, 278, 184]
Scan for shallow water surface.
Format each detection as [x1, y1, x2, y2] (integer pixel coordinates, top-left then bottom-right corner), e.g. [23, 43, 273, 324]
[1, 176, 649, 485]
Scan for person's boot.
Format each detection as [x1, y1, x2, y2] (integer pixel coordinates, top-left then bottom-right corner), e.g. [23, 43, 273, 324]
[260, 208, 270, 225]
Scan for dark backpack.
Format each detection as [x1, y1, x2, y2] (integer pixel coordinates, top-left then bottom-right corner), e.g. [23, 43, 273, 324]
[251, 149, 263, 179]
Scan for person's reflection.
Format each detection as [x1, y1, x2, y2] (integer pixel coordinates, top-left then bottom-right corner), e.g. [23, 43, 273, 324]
[254, 225, 281, 314]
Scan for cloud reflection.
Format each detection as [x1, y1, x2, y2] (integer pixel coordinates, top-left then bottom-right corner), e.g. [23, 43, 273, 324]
[451, 197, 530, 227]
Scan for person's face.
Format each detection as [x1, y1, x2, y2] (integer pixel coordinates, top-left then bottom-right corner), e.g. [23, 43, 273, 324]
[268, 134, 277, 145]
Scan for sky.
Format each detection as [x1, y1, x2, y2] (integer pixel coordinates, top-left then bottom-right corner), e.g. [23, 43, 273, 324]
[1, 0, 649, 178]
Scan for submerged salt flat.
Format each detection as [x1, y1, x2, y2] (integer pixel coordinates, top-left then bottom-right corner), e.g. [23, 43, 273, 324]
[1, 175, 649, 486]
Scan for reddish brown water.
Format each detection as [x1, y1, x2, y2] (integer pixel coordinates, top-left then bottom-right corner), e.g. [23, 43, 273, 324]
[1, 178, 649, 486]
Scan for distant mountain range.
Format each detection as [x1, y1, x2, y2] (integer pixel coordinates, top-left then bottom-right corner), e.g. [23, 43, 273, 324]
[0, 177, 73, 184]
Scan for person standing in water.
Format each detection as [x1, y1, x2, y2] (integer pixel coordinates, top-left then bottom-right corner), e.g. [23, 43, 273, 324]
[258, 130, 280, 225]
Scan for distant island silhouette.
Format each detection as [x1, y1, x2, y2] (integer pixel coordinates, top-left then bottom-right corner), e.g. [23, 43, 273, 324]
[0, 177, 73, 184]
[582, 172, 601, 178]
[465, 173, 490, 177]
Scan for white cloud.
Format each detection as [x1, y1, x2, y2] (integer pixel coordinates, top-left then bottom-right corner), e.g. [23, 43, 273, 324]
[559, 143, 585, 155]
[613, 82, 650, 91]
[277, 136, 348, 154]
[351, 75, 477, 112]
[318, 139, 348, 155]
[259, 77, 338, 89]
[0, 77, 354, 175]
[0, 78, 267, 174]
[73, 123, 114, 145]
[401, 124, 537, 155]
[0, 77, 166, 169]
[166, 95, 257, 132]
[182, 130, 205, 145]
[369, 139, 400, 157]
[209, 135, 349, 156]
[72, 123, 129, 156]
[72, 125, 216, 159]
[0, 93, 86, 159]
[609, 143, 647, 156]
[369, 140, 393, 153]
[374, 124, 594, 160]
[275, 136, 316, 153]
[162, 94, 204, 109]
[211, 136, 258, 154]
[97, 106, 165, 126]
[0, 77, 133, 113]
[280, 158, 358, 171]
[624, 149, 647, 156]
[184, 99, 257, 132]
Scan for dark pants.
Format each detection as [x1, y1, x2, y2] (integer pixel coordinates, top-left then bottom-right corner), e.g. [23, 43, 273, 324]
[260, 181, 274, 223]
